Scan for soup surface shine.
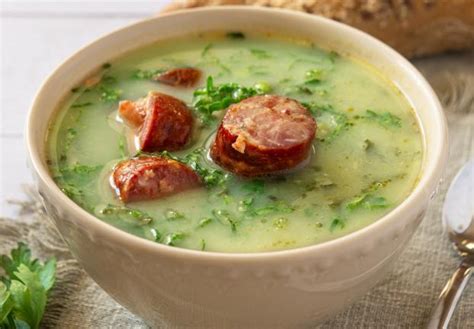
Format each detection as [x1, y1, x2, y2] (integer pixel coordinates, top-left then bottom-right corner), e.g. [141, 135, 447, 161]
[47, 32, 423, 253]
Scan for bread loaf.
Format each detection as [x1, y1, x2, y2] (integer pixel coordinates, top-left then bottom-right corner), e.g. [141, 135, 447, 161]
[163, 0, 474, 58]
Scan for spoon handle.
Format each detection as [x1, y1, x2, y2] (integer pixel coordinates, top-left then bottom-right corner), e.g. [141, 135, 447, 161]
[427, 259, 473, 329]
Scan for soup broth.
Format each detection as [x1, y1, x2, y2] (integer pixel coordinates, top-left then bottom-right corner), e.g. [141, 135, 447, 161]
[46, 32, 423, 253]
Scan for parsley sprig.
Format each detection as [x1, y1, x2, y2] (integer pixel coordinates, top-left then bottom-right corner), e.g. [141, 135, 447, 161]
[0, 243, 57, 329]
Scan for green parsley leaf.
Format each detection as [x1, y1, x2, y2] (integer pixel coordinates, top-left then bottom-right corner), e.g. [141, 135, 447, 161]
[0, 282, 14, 324]
[0, 243, 40, 280]
[0, 243, 56, 329]
[9, 265, 47, 329]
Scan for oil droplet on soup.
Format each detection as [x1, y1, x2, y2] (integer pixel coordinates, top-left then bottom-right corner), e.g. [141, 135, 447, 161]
[46, 32, 423, 253]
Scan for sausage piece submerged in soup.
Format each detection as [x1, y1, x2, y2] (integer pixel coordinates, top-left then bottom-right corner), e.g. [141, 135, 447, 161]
[46, 32, 423, 253]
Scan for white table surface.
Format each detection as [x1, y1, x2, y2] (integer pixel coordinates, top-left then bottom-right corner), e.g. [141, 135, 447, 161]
[0, 1, 170, 217]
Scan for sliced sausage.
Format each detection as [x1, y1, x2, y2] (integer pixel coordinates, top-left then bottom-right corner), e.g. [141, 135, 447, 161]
[117, 92, 194, 152]
[154, 68, 201, 87]
[210, 95, 316, 176]
[111, 156, 201, 202]
[118, 98, 147, 128]
[139, 92, 193, 152]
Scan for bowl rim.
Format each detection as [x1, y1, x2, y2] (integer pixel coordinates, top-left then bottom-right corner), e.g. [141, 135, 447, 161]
[26, 5, 448, 261]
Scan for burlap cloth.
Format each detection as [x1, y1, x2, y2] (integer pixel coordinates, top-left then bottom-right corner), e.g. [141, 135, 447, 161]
[1, 51, 473, 328]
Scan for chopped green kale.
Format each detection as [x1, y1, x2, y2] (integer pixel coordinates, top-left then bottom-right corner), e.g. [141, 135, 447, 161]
[157, 148, 229, 188]
[60, 184, 83, 200]
[304, 68, 323, 84]
[64, 128, 77, 151]
[59, 163, 102, 178]
[197, 217, 213, 228]
[192, 76, 265, 124]
[242, 179, 265, 194]
[165, 209, 186, 221]
[212, 209, 238, 232]
[183, 149, 229, 187]
[150, 228, 162, 242]
[304, 173, 335, 191]
[163, 232, 186, 246]
[238, 196, 255, 213]
[329, 217, 346, 232]
[132, 68, 164, 80]
[100, 204, 154, 225]
[360, 110, 402, 128]
[99, 86, 122, 102]
[346, 194, 389, 211]
[249, 48, 271, 59]
[305, 103, 352, 142]
[254, 201, 295, 216]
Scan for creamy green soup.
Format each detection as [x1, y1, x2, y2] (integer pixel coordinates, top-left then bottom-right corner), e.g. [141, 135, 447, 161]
[46, 32, 423, 253]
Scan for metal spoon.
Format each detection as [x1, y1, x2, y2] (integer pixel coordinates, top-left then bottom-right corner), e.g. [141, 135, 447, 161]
[427, 159, 474, 329]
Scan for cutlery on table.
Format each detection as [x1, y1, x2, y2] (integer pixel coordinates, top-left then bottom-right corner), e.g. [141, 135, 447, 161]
[427, 160, 474, 329]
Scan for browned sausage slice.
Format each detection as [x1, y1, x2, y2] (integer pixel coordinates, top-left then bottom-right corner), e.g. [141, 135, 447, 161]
[210, 95, 316, 176]
[111, 156, 201, 202]
[154, 68, 202, 87]
[118, 98, 147, 128]
[138, 92, 193, 152]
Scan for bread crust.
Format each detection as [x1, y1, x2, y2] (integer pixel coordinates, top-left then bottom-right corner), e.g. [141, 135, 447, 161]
[163, 0, 474, 58]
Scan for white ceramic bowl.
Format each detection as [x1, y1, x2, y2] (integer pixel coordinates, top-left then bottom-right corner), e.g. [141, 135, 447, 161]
[26, 7, 448, 329]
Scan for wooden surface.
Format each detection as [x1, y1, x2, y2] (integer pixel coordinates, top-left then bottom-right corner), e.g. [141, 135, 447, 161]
[0, 1, 170, 217]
